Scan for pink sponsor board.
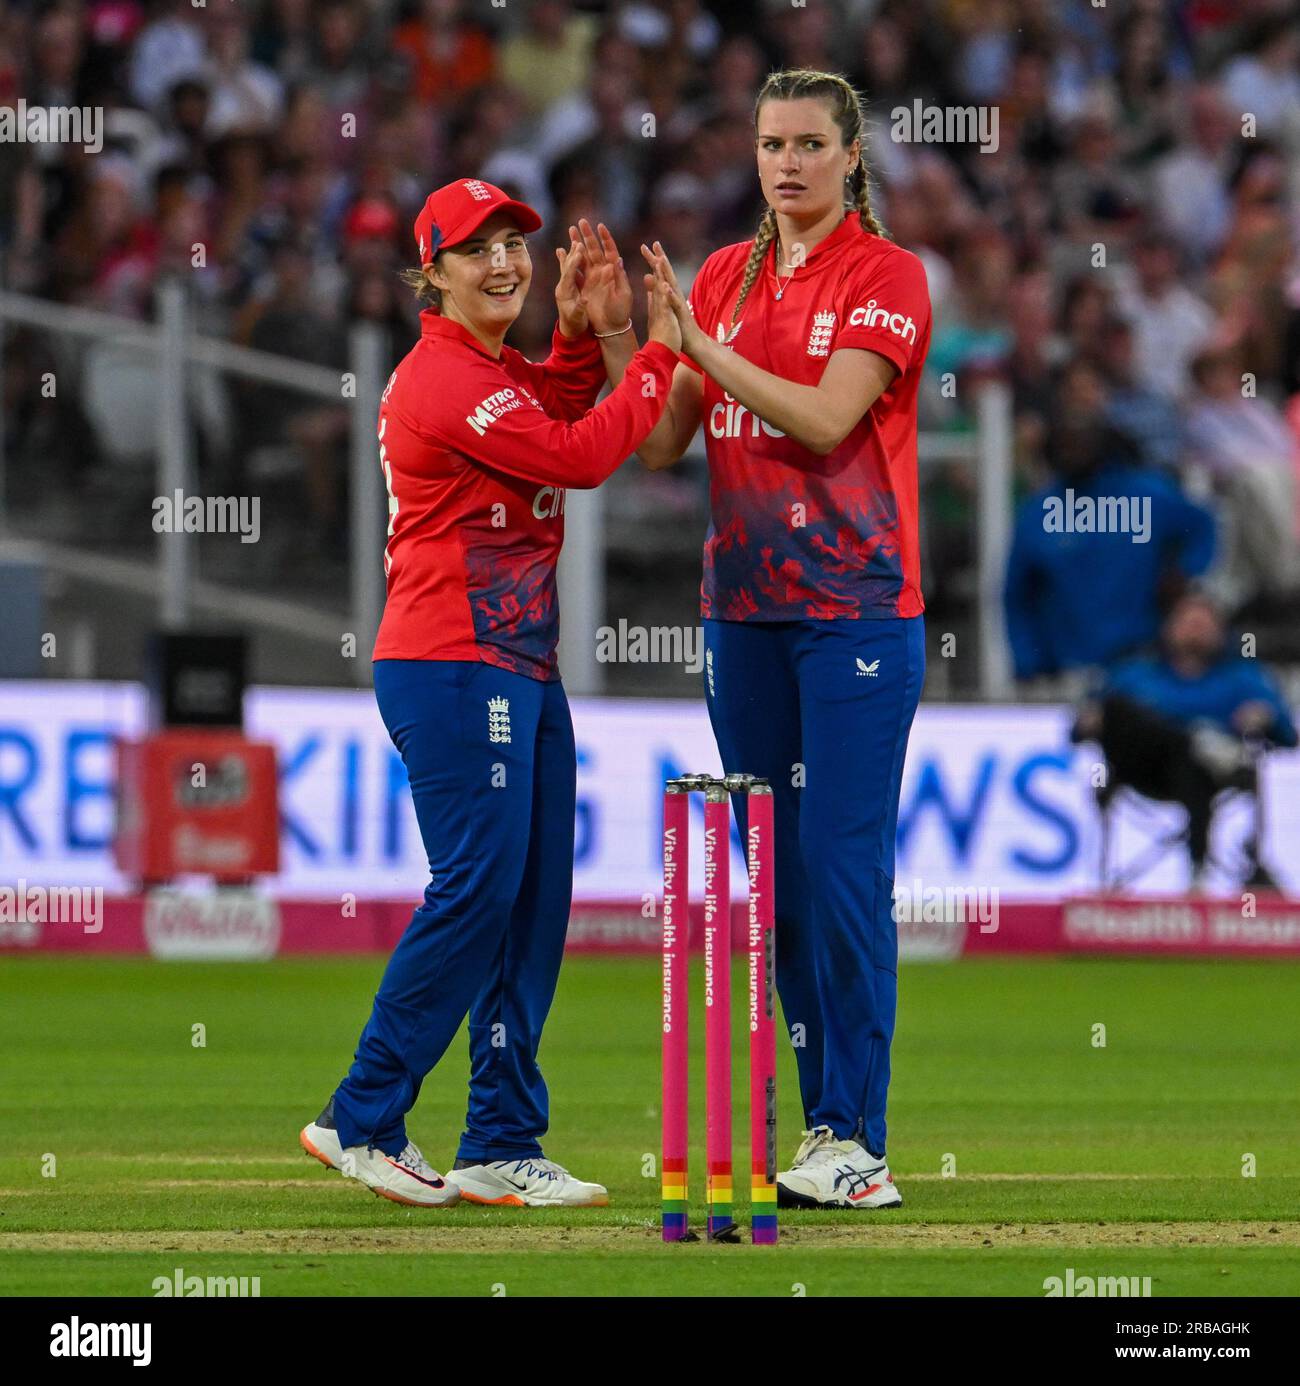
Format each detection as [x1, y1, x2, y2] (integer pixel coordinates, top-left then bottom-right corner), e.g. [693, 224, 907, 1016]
[4, 896, 1300, 958]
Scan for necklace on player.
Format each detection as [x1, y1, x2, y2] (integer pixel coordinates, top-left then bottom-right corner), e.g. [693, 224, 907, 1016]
[774, 243, 797, 300]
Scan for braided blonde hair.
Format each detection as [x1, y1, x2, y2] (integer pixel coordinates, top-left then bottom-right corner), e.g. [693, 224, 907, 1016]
[731, 69, 887, 326]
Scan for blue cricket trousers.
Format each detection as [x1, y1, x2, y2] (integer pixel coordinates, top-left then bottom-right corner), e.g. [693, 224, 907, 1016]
[331, 659, 576, 1160]
[703, 616, 925, 1157]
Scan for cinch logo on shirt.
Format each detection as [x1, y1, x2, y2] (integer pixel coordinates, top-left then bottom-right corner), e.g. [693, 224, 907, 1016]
[533, 485, 566, 519]
[848, 299, 918, 344]
[466, 388, 520, 435]
[709, 390, 785, 440]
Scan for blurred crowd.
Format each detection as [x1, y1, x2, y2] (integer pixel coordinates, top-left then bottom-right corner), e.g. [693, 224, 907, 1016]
[1, 0, 1299, 688]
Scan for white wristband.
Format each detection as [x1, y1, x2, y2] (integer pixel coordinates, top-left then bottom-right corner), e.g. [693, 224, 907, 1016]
[594, 322, 633, 339]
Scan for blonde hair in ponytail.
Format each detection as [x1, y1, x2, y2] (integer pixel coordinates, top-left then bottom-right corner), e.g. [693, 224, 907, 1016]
[731, 68, 887, 326]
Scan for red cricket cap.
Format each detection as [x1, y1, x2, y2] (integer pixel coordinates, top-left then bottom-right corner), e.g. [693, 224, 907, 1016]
[413, 179, 542, 264]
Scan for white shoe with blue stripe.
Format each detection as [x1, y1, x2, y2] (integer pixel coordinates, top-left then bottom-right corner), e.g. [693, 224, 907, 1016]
[777, 1125, 903, 1209]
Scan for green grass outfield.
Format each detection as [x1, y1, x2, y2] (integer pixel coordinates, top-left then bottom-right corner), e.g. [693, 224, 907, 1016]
[1, 954, 1298, 1297]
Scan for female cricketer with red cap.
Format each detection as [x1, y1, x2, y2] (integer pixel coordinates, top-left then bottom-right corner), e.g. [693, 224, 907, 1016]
[641, 70, 931, 1211]
[301, 179, 681, 1207]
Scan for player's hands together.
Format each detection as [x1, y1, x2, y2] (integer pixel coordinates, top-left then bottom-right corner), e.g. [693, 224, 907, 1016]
[574, 219, 633, 335]
[640, 240, 707, 358]
[645, 264, 682, 354]
[554, 233, 588, 338]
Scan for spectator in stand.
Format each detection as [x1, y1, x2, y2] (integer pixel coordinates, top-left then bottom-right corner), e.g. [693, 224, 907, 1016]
[645, 172, 711, 297]
[204, 6, 284, 139]
[531, 29, 642, 170]
[619, 0, 720, 64]
[1054, 275, 1114, 372]
[127, 0, 205, 116]
[1221, 15, 1300, 139]
[305, 0, 377, 120]
[55, 155, 159, 316]
[392, 0, 495, 111]
[149, 74, 212, 182]
[1051, 93, 1145, 244]
[499, 0, 596, 119]
[1210, 165, 1293, 389]
[250, 0, 316, 87]
[347, 264, 416, 370]
[1100, 316, 1183, 474]
[1004, 358, 1217, 686]
[1185, 343, 1300, 608]
[927, 225, 1016, 384]
[1151, 82, 1236, 267]
[1113, 229, 1215, 403]
[1073, 590, 1297, 889]
[549, 67, 650, 233]
[1110, 5, 1185, 164]
[237, 239, 349, 553]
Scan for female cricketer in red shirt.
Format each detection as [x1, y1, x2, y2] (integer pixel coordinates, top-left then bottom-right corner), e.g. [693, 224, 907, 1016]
[300, 180, 681, 1208]
[642, 70, 931, 1210]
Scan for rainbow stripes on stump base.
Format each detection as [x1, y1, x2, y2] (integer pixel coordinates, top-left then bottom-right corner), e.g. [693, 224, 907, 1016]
[751, 1165, 778, 1245]
[661, 1158, 688, 1242]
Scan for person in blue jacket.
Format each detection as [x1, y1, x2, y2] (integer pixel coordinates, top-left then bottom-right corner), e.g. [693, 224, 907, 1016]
[1004, 404, 1216, 683]
[1073, 589, 1297, 887]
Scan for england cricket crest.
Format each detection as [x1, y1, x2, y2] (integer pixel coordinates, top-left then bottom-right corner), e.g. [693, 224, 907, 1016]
[807, 310, 836, 357]
[487, 696, 511, 745]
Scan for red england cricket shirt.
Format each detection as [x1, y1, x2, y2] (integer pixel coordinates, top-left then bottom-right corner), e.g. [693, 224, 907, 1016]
[684, 213, 931, 621]
[373, 311, 677, 678]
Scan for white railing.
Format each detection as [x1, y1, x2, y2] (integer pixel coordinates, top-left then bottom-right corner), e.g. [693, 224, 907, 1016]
[0, 281, 386, 687]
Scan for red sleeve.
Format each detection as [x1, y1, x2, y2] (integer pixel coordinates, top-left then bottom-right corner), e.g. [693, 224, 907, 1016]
[834, 247, 931, 377]
[505, 323, 608, 423]
[680, 253, 718, 377]
[412, 341, 679, 489]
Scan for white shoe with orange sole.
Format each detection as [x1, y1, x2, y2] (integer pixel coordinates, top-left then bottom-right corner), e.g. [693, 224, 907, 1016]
[300, 1119, 459, 1208]
[446, 1156, 608, 1207]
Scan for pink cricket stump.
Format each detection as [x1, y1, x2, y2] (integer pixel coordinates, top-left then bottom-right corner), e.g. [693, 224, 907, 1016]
[747, 782, 778, 1243]
[703, 779, 736, 1240]
[661, 782, 690, 1241]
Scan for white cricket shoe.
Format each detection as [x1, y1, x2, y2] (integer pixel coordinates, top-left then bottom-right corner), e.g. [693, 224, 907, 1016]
[300, 1119, 345, 1170]
[300, 1119, 458, 1207]
[777, 1124, 903, 1209]
[446, 1156, 609, 1207]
